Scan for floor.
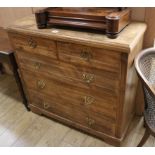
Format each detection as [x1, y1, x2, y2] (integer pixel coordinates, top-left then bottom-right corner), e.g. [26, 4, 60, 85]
[0, 74, 155, 147]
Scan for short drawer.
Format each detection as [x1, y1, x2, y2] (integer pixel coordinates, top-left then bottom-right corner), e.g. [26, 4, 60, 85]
[9, 32, 57, 59]
[28, 90, 116, 136]
[57, 41, 121, 72]
[21, 69, 117, 120]
[16, 51, 120, 95]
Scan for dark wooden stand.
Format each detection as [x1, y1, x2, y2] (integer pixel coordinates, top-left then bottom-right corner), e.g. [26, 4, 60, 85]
[0, 28, 29, 110]
[35, 7, 131, 39]
[0, 51, 29, 111]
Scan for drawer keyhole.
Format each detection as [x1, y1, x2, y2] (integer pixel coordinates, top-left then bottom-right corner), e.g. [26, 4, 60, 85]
[86, 117, 95, 127]
[80, 50, 92, 61]
[43, 102, 50, 109]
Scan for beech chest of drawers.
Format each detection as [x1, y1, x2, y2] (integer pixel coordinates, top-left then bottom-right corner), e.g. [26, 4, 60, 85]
[7, 16, 146, 146]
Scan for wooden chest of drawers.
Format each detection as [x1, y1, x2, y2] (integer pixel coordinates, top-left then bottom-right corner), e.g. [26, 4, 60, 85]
[7, 16, 146, 146]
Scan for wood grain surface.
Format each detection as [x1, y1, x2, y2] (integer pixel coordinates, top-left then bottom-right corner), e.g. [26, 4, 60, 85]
[7, 16, 146, 146]
[0, 74, 154, 147]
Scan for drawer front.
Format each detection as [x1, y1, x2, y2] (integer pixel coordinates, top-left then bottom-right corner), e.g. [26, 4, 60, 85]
[16, 51, 120, 96]
[28, 89, 116, 136]
[21, 69, 117, 120]
[9, 32, 57, 59]
[57, 41, 121, 73]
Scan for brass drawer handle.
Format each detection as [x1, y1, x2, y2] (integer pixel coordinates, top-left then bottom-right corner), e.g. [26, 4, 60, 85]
[82, 73, 94, 84]
[43, 102, 50, 109]
[86, 117, 95, 127]
[83, 96, 95, 105]
[27, 38, 37, 49]
[37, 80, 46, 89]
[80, 49, 92, 61]
[34, 62, 41, 70]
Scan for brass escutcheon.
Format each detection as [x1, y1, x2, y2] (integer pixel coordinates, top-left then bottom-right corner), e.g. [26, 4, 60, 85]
[27, 38, 37, 48]
[83, 96, 95, 105]
[80, 49, 92, 61]
[82, 73, 94, 84]
[37, 80, 46, 89]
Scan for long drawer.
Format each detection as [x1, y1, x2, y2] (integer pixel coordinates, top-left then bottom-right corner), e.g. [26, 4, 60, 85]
[16, 51, 120, 96]
[9, 32, 57, 59]
[20, 69, 117, 120]
[57, 41, 121, 72]
[28, 89, 116, 136]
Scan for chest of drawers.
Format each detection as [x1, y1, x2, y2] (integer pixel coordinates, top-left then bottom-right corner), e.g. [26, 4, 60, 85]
[7, 16, 146, 146]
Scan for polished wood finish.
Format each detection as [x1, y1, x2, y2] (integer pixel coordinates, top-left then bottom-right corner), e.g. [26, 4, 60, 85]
[7, 15, 146, 146]
[35, 7, 131, 38]
[0, 8, 145, 29]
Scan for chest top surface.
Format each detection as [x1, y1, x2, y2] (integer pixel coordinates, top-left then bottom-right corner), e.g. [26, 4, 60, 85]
[7, 15, 147, 53]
